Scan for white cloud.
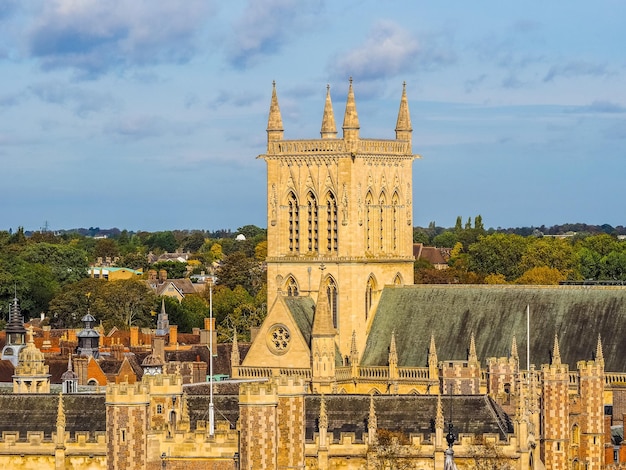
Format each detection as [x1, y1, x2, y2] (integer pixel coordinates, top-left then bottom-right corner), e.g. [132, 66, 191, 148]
[26, 0, 218, 77]
[329, 21, 453, 82]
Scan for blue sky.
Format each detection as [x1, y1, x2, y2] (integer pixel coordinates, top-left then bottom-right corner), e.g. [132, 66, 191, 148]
[1, 0, 624, 232]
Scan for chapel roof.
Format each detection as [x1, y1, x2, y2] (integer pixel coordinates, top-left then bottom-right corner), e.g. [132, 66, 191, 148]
[362, 285, 626, 371]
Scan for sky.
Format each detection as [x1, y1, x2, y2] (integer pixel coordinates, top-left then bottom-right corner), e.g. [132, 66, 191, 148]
[0, 1, 625, 233]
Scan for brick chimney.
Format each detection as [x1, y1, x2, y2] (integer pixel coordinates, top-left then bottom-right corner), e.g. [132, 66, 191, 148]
[130, 326, 139, 348]
[169, 325, 178, 346]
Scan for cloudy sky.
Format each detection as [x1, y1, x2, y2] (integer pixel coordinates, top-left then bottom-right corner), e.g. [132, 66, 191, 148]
[1, 1, 624, 232]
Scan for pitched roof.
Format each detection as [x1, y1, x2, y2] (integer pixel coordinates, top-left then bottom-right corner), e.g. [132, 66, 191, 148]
[305, 394, 511, 442]
[362, 285, 626, 371]
[283, 297, 315, 344]
[0, 394, 105, 439]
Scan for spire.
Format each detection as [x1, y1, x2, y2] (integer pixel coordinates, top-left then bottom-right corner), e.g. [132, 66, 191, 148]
[156, 298, 170, 336]
[395, 81, 412, 145]
[389, 330, 398, 366]
[596, 334, 604, 366]
[267, 81, 284, 143]
[231, 328, 240, 367]
[67, 353, 73, 373]
[552, 333, 561, 366]
[6, 296, 26, 336]
[320, 84, 337, 139]
[468, 333, 478, 364]
[429, 334, 437, 359]
[342, 77, 360, 142]
[312, 276, 336, 337]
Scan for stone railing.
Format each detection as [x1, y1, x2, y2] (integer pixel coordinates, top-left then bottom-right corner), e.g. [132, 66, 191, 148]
[398, 367, 430, 380]
[335, 367, 351, 381]
[605, 373, 626, 386]
[359, 367, 389, 380]
[236, 366, 276, 378]
[268, 140, 345, 154]
[266, 138, 412, 156]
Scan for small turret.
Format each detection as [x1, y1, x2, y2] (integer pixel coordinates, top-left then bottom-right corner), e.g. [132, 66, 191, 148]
[2, 296, 27, 366]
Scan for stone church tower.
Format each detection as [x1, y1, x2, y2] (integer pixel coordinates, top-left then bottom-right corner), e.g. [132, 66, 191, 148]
[259, 79, 417, 356]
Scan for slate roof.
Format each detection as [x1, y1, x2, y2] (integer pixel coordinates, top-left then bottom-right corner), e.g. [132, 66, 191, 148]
[305, 394, 512, 443]
[0, 394, 106, 440]
[284, 297, 315, 344]
[362, 285, 626, 371]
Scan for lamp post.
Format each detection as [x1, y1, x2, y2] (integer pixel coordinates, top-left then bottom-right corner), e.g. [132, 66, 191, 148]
[208, 273, 217, 436]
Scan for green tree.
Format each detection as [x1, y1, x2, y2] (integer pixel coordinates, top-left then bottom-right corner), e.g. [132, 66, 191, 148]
[432, 231, 457, 248]
[468, 233, 529, 281]
[519, 237, 574, 275]
[152, 261, 188, 279]
[93, 238, 120, 260]
[217, 251, 264, 296]
[19, 243, 88, 285]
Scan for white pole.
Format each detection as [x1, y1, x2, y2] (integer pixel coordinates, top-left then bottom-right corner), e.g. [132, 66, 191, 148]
[209, 275, 215, 436]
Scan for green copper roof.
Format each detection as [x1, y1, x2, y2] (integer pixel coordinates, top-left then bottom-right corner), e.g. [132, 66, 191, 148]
[361, 285, 626, 371]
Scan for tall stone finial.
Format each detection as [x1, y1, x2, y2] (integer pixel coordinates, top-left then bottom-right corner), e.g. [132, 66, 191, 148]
[552, 334, 561, 366]
[428, 334, 438, 378]
[389, 330, 398, 366]
[231, 328, 240, 367]
[395, 81, 412, 145]
[319, 395, 328, 430]
[267, 81, 284, 143]
[320, 84, 337, 139]
[595, 334, 604, 367]
[57, 393, 66, 427]
[436, 393, 444, 430]
[368, 394, 378, 444]
[468, 333, 478, 364]
[511, 336, 519, 360]
[429, 334, 438, 361]
[319, 395, 329, 448]
[342, 77, 360, 142]
[181, 391, 190, 424]
[350, 330, 359, 365]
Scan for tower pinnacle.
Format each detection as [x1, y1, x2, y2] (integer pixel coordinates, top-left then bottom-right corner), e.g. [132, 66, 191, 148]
[267, 81, 284, 144]
[320, 84, 337, 139]
[395, 81, 412, 146]
[342, 77, 360, 142]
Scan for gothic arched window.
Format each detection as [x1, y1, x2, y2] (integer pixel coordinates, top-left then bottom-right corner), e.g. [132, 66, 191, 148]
[378, 192, 386, 251]
[288, 192, 299, 252]
[286, 276, 299, 296]
[326, 277, 338, 329]
[365, 191, 373, 251]
[365, 276, 376, 320]
[392, 192, 399, 251]
[326, 191, 338, 252]
[307, 192, 318, 252]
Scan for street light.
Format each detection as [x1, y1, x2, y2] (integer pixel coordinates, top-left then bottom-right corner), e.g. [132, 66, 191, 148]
[208, 273, 217, 437]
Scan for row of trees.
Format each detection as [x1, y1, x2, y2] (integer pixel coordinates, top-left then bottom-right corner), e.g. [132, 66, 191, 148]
[0, 226, 268, 339]
[414, 217, 626, 284]
[3, 218, 626, 335]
